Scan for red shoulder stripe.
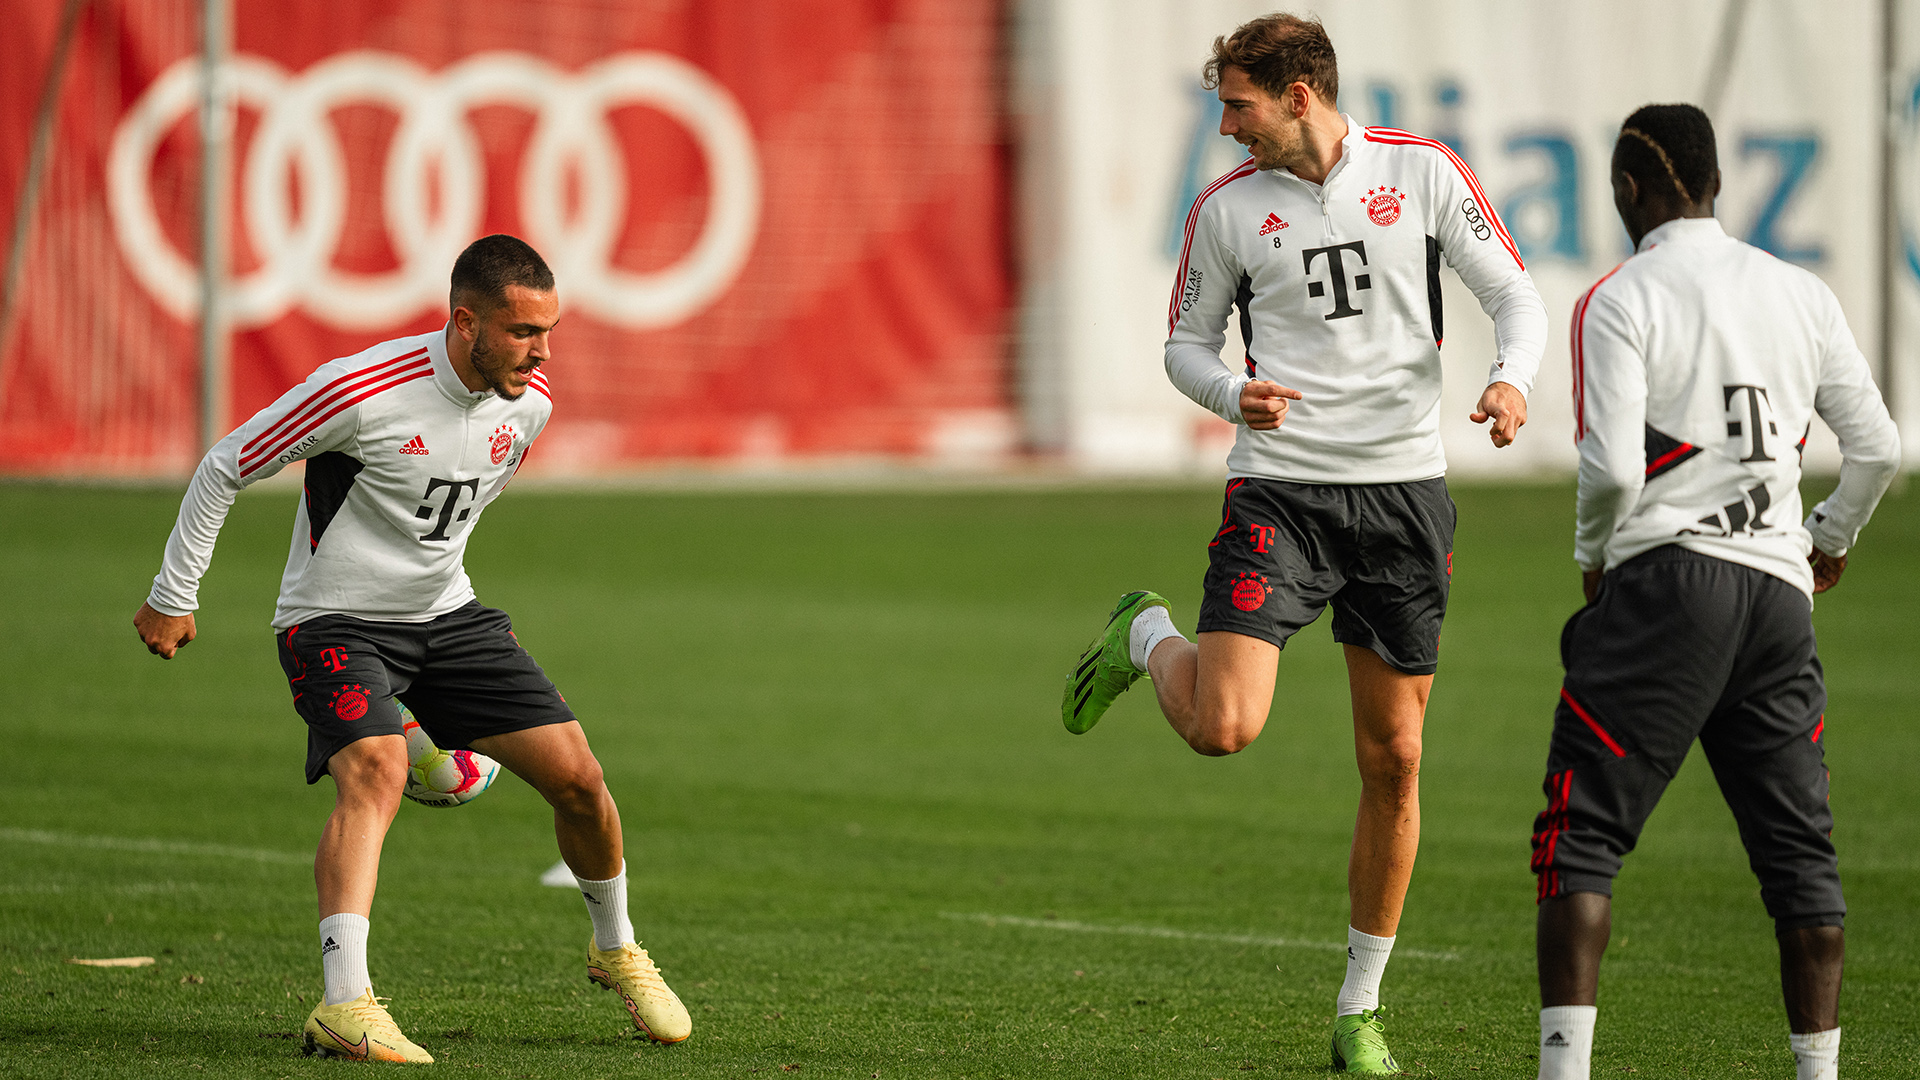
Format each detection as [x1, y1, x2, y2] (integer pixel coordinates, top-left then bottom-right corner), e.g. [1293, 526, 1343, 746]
[240, 356, 432, 474]
[239, 366, 434, 477]
[1569, 262, 1627, 443]
[1168, 157, 1261, 335]
[1363, 128, 1524, 269]
[241, 347, 430, 460]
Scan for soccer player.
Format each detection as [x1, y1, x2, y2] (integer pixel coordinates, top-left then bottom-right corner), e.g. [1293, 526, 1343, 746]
[1060, 14, 1547, 1074]
[1531, 105, 1899, 1080]
[132, 235, 692, 1062]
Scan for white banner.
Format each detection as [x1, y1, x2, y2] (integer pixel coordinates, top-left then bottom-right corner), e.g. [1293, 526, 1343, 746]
[1017, 0, 1896, 476]
[1891, 1, 1920, 466]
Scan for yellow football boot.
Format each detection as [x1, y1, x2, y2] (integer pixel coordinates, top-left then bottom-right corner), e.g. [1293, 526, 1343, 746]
[586, 940, 692, 1043]
[302, 988, 434, 1063]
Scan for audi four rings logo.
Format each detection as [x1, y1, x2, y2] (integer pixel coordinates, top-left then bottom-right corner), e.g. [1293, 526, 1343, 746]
[108, 50, 762, 331]
[1460, 197, 1491, 241]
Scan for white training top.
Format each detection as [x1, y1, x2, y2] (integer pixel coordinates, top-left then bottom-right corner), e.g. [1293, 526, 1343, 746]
[1571, 217, 1900, 595]
[1165, 118, 1548, 484]
[147, 326, 552, 628]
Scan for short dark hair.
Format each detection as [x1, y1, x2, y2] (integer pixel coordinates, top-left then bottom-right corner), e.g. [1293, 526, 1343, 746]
[449, 234, 554, 313]
[1202, 13, 1338, 105]
[1614, 104, 1717, 204]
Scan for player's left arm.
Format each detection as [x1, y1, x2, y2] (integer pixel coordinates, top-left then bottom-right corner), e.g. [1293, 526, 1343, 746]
[1570, 289, 1647, 593]
[1428, 154, 1547, 447]
[1803, 289, 1901, 591]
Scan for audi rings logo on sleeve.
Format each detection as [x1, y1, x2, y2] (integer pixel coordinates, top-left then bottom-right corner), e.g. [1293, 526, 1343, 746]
[107, 50, 762, 331]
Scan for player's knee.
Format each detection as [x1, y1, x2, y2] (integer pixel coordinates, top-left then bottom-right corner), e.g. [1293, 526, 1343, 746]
[1186, 707, 1263, 756]
[1359, 734, 1422, 788]
[330, 736, 409, 810]
[544, 756, 609, 817]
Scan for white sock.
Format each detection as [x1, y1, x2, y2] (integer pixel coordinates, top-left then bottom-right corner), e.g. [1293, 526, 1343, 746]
[575, 860, 635, 950]
[318, 913, 371, 1006]
[1538, 1005, 1596, 1080]
[1335, 926, 1395, 1016]
[1128, 604, 1184, 671]
[1791, 1028, 1840, 1080]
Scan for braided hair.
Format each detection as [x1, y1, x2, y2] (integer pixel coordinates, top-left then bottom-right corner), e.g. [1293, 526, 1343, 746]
[1614, 104, 1717, 205]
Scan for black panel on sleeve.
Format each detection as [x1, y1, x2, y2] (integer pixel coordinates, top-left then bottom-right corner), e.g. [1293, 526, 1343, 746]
[304, 451, 366, 553]
[1425, 235, 1444, 347]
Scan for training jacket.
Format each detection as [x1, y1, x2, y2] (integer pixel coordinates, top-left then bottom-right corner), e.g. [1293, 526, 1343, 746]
[1166, 117, 1548, 484]
[147, 327, 550, 628]
[1571, 216, 1900, 595]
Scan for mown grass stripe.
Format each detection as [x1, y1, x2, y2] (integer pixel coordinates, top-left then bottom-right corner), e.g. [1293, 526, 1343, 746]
[0, 828, 308, 866]
[939, 911, 1461, 961]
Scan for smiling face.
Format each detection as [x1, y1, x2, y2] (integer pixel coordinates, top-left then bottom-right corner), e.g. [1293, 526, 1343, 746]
[1217, 65, 1303, 171]
[453, 284, 558, 401]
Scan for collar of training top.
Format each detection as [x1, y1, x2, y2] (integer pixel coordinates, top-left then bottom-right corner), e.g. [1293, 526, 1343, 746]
[1636, 215, 1725, 254]
[428, 323, 492, 408]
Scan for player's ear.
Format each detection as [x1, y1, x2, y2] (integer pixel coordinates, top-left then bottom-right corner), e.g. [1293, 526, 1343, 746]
[1705, 168, 1722, 205]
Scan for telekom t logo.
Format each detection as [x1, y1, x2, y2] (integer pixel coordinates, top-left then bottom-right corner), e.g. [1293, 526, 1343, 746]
[1723, 385, 1777, 462]
[1248, 523, 1276, 553]
[417, 477, 481, 542]
[319, 647, 349, 673]
[1302, 241, 1370, 320]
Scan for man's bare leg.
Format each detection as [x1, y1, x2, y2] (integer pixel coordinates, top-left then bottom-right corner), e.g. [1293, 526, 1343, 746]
[315, 734, 408, 918]
[475, 720, 691, 1043]
[473, 720, 621, 879]
[312, 734, 408, 1017]
[1779, 926, 1843, 1033]
[1537, 890, 1611, 1006]
[1343, 644, 1430, 937]
[1146, 630, 1280, 755]
[1324, 642, 1431, 1062]
[1149, 637, 1430, 924]
[1535, 891, 1609, 1079]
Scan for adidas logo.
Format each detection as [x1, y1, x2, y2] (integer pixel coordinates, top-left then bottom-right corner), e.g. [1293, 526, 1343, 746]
[321, 937, 339, 955]
[1544, 1031, 1568, 1047]
[1259, 212, 1290, 236]
[580, 891, 602, 905]
[398, 435, 429, 455]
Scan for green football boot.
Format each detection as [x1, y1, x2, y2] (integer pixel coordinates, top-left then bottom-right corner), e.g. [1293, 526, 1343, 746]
[1330, 1008, 1401, 1075]
[1061, 590, 1169, 734]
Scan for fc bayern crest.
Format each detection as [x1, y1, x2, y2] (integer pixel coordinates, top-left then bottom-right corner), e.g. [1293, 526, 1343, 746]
[489, 424, 518, 465]
[1363, 186, 1403, 226]
[1229, 571, 1272, 612]
[332, 684, 370, 722]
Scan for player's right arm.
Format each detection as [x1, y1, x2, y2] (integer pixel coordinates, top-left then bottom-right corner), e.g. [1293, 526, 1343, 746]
[1569, 287, 1647, 579]
[1801, 288, 1901, 590]
[1163, 189, 1301, 428]
[136, 363, 362, 657]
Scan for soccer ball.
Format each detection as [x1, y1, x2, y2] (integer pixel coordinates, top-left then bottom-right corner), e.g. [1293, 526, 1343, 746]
[400, 708, 499, 808]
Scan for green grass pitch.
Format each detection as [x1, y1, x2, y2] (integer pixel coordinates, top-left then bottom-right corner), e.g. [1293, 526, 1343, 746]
[1, 479, 1915, 1079]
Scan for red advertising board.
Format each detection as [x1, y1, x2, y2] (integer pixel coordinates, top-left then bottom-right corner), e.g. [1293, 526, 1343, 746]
[0, 0, 1013, 476]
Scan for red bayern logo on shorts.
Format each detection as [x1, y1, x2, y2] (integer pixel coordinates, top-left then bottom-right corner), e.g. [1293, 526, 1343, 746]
[1230, 571, 1272, 612]
[490, 424, 518, 465]
[1363, 186, 1403, 226]
[332, 685, 370, 722]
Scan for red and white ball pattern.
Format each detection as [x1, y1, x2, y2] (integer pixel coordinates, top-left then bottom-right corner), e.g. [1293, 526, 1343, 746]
[401, 714, 500, 808]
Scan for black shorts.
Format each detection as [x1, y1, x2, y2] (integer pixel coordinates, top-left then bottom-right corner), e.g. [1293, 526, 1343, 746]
[1196, 476, 1455, 675]
[275, 602, 577, 784]
[1530, 546, 1842, 931]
